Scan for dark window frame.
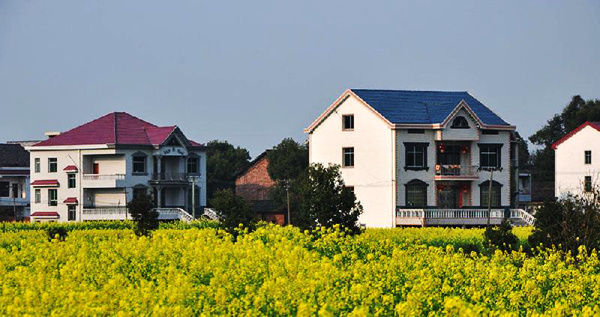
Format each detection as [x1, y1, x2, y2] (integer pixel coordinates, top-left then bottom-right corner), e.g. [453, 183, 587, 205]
[342, 114, 354, 131]
[480, 180, 502, 207]
[404, 179, 428, 207]
[481, 129, 499, 135]
[585, 176, 592, 192]
[35, 158, 40, 173]
[404, 142, 429, 171]
[451, 116, 470, 129]
[68, 173, 76, 189]
[48, 189, 58, 206]
[343, 147, 354, 167]
[187, 157, 200, 174]
[585, 151, 592, 165]
[132, 153, 147, 174]
[35, 189, 41, 204]
[48, 158, 57, 173]
[478, 144, 503, 170]
[407, 129, 425, 134]
[68, 205, 76, 221]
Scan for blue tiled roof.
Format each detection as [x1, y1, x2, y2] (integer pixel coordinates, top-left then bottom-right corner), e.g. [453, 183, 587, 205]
[350, 89, 509, 126]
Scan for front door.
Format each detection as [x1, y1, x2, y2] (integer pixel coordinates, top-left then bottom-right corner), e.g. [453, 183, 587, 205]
[438, 187, 458, 209]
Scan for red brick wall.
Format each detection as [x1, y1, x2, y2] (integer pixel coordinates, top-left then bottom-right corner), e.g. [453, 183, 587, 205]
[235, 156, 276, 201]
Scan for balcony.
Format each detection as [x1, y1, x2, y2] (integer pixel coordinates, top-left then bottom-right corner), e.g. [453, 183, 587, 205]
[0, 197, 28, 206]
[82, 174, 126, 188]
[434, 165, 479, 181]
[396, 208, 535, 227]
[150, 173, 193, 185]
[81, 207, 193, 221]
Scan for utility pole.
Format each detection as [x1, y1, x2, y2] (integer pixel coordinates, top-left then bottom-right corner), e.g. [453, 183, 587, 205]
[285, 180, 291, 225]
[487, 169, 494, 227]
[189, 176, 198, 218]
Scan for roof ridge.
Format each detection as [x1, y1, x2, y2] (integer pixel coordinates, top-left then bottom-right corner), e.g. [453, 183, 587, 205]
[351, 88, 469, 93]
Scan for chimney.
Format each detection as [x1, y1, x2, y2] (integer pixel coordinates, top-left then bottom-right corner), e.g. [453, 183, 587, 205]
[45, 132, 61, 139]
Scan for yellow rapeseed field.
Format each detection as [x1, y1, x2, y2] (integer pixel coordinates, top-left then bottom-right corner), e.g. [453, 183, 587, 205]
[0, 224, 599, 316]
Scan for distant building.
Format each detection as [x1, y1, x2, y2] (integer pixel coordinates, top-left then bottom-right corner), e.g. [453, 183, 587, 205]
[235, 151, 286, 225]
[26, 112, 206, 222]
[0, 143, 30, 221]
[305, 89, 533, 227]
[553, 121, 600, 197]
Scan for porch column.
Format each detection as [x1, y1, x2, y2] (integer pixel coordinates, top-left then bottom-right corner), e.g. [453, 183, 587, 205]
[155, 155, 162, 179]
[157, 187, 163, 208]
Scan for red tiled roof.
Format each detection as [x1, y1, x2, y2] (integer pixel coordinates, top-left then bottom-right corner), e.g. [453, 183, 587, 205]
[63, 165, 78, 172]
[552, 122, 600, 149]
[63, 197, 78, 204]
[32, 112, 204, 147]
[30, 212, 59, 218]
[31, 179, 59, 186]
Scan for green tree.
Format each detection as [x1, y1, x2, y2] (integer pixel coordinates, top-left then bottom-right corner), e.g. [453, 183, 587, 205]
[529, 96, 600, 201]
[266, 138, 308, 224]
[206, 140, 251, 204]
[127, 193, 159, 237]
[211, 188, 255, 235]
[295, 163, 363, 234]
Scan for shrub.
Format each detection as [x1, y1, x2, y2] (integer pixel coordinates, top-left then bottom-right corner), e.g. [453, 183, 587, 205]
[484, 219, 518, 252]
[46, 226, 68, 241]
[127, 193, 159, 237]
[211, 189, 255, 235]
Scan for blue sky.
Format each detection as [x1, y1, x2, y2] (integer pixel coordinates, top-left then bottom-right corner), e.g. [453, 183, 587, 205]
[1, 1, 599, 156]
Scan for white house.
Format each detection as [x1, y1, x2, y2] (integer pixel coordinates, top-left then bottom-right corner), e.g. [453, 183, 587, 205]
[0, 143, 30, 221]
[553, 122, 600, 197]
[305, 89, 533, 228]
[26, 112, 206, 222]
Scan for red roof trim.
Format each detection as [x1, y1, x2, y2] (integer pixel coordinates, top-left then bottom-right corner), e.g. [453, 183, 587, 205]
[552, 122, 600, 149]
[30, 212, 59, 218]
[31, 179, 59, 187]
[63, 197, 78, 204]
[63, 165, 78, 172]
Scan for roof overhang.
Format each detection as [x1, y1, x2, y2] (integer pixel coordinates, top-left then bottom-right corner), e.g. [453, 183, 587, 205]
[552, 121, 600, 150]
[31, 180, 60, 187]
[26, 144, 112, 151]
[30, 212, 59, 219]
[304, 89, 394, 134]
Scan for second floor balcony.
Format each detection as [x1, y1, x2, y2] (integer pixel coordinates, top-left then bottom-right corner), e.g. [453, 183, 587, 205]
[150, 173, 197, 184]
[434, 164, 479, 180]
[82, 174, 126, 188]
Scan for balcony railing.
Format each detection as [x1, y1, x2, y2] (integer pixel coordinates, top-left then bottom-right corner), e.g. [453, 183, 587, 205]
[81, 207, 194, 222]
[83, 207, 128, 215]
[83, 174, 126, 181]
[151, 173, 191, 182]
[0, 197, 28, 206]
[396, 208, 535, 226]
[434, 165, 478, 177]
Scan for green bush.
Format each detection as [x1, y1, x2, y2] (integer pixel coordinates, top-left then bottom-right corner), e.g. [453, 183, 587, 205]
[484, 219, 519, 252]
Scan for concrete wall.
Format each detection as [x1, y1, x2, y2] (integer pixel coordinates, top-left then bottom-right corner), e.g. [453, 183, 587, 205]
[555, 125, 600, 197]
[309, 94, 395, 228]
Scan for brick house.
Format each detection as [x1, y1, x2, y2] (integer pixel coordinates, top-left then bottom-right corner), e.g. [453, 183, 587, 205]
[235, 151, 286, 224]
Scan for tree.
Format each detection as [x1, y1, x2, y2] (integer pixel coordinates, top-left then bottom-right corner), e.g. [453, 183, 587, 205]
[529, 96, 600, 201]
[295, 163, 363, 234]
[206, 140, 251, 203]
[211, 188, 255, 235]
[127, 193, 159, 237]
[266, 138, 309, 224]
[529, 188, 600, 256]
[484, 219, 518, 252]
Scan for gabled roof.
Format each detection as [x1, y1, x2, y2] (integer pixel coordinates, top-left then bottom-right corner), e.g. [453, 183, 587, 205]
[305, 89, 512, 133]
[33, 112, 204, 147]
[0, 144, 29, 167]
[552, 122, 600, 150]
[350, 89, 509, 126]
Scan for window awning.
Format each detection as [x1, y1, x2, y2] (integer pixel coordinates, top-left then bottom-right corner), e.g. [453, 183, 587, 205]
[31, 180, 59, 187]
[63, 165, 78, 172]
[30, 212, 59, 218]
[63, 197, 78, 205]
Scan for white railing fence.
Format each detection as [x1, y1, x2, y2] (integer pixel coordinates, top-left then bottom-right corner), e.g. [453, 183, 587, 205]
[396, 208, 535, 226]
[83, 207, 128, 215]
[201, 208, 220, 220]
[82, 207, 194, 222]
[83, 174, 126, 181]
[154, 208, 194, 222]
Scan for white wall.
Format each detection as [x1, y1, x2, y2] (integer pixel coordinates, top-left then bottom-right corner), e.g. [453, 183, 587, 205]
[555, 125, 600, 197]
[309, 95, 395, 228]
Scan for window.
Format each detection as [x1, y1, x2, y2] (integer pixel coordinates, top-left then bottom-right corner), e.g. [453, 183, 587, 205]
[404, 143, 428, 170]
[342, 115, 354, 130]
[407, 129, 425, 134]
[481, 130, 499, 135]
[479, 144, 502, 169]
[480, 181, 502, 207]
[132, 156, 146, 174]
[451, 116, 469, 129]
[48, 189, 58, 206]
[0, 182, 8, 197]
[188, 157, 199, 174]
[343, 147, 354, 167]
[68, 205, 76, 221]
[405, 180, 428, 207]
[585, 176, 592, 192]
[437, 145, 460, 165]
[35, 158, 40, 173]
[35, 189, 41, 204]
[133, 186, 147, 199]
[48, 158, 57, 173]
[68, 174, 76, 188]
[585, 151, 592, 165]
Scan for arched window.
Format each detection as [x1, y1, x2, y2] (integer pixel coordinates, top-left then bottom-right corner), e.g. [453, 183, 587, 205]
[451, 116, 469, 129]
[405, 179, 428, 207]
[479, 180, 502, 207]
